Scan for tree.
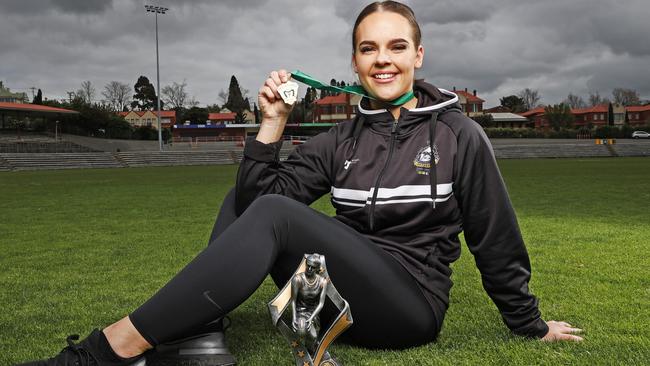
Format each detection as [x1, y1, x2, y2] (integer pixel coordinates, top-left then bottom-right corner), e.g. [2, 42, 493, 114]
[183, 106, 208, 124]
[612, 88, 640, 106]
[235, 109, 247, 124]
[32, 89, 43, 105]
[76, 80, 96, 104]
[161, 80, 189, 109]
[223, 75, 249, 113]
[303, 86, 316, 109]
[608, 103, 614, 126]
[253, 103, 260, 124]
[187, 96, 200, 108]
[499, 95, 526, 113]
[206, 104, 221, 112]
[131, 76, 161, 111]
[563, 93, 586, 109]
[218, 90, 229, 105]
[288, 101, 306, 124]
[544, 104, 574, 131]
[102, 81, 132, 111]
[472, 114, 494, 128]
[588, 91, 610, 107]
[517, 88, 541, 111]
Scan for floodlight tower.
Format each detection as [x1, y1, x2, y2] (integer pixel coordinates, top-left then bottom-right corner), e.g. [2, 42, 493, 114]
[145, 4, 169, 151]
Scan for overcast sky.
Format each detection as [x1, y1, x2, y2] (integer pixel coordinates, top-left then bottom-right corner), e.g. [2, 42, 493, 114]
[1, 0, 649, 108]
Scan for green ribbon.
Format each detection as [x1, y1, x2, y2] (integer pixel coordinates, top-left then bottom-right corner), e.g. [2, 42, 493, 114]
[290, 70, 415, 107]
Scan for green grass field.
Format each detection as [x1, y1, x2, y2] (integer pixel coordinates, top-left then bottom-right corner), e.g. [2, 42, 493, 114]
[1, 158, 648, 365]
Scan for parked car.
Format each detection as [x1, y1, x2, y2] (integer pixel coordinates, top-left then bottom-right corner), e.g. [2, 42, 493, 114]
[632, 131, 650, 139]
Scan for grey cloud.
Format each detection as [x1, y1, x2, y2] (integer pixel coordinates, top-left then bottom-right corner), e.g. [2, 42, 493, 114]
[2, 0, 649, 109]
[409, 0, 498, 25]
[0, 0, 113, 15]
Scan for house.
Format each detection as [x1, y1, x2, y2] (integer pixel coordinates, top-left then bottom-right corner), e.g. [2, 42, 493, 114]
[313, 94, 362, 123]
[519, 107, 547, 129]
[488, 112, 531, 128]
[208, 112, 236, 124]
[571, 105, 610, 127]
[625, 105, 650, 126]
[521, 103, 641, 130]
[451, 88, 484, 117]
[117, 110, 176, 129]
[207, 109, 255, 124]
[484, 105, 512, 113]
[0, 81, 28, 103]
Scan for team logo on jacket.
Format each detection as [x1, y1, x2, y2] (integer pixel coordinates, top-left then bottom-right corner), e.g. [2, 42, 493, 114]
[413, 144, 439, 175]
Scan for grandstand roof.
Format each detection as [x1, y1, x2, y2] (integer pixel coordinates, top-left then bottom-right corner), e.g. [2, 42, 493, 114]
[0, 102, 79, 114]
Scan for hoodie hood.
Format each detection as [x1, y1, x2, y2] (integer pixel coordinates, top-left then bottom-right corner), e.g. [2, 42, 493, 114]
[357, 79, 461, 131]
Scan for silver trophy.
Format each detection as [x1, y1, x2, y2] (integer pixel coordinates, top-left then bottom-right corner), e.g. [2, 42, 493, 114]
[268, 253, 353, 366]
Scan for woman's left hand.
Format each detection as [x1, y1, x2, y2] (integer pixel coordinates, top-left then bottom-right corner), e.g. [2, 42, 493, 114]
[541, 320, 583, 342]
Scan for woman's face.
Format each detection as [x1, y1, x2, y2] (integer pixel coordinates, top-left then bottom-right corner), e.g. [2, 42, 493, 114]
[352, 11, 424, 103]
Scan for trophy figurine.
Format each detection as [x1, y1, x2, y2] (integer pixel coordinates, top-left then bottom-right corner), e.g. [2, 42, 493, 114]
[268, 254, 353, 366]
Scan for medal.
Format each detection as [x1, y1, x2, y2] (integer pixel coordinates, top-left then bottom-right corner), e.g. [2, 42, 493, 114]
[277, 80, 300, 105]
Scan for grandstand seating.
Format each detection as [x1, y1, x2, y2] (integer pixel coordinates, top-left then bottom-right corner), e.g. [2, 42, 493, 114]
[0, 155, 12, 171]
[1, 153, 123, 170]
[612, 143, 650, 157]
[492, 143, 612, 159]
[115, 151, 235, 167]
[0, 134, 98, 153]
[0, 140, 647, 171]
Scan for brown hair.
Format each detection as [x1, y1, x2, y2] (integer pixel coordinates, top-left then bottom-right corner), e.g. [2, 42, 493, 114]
[352, 1, 422, 52]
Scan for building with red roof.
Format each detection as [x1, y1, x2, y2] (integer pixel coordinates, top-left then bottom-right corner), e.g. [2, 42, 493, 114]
[0, 81, 28, 104]
[518, 107, 546, 129]
[625, 105, 650, 126]
[314, 94, 362, 123]
[1, 102, 79, 129]
[451, 88, 484, 117]
[208, 112, 236, 124]
[570, 105, 612, 127]
[519, 103, 647, 130]
[117, 110, 176, 129]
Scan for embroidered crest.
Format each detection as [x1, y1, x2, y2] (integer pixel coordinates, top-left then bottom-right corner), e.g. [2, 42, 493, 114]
[413, 143, 439, 175]
[343, 158, 359, 170]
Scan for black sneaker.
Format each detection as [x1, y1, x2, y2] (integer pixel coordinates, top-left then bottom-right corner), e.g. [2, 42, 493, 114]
[16, 329, 146, 366]
[146, 318, 236, 366]
[145, 332, 236, 366]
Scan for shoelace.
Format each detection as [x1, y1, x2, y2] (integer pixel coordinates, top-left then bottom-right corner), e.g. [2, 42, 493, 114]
[59, 334, 99, 366]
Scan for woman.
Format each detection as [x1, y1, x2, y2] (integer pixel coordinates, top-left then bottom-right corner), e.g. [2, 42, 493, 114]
[20, 1, 582, 365]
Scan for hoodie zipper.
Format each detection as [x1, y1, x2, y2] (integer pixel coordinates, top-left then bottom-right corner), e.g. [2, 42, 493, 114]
[368, 118, 399, 232]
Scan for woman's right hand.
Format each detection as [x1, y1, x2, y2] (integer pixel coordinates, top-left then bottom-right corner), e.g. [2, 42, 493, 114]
[258, 69, 294, 126]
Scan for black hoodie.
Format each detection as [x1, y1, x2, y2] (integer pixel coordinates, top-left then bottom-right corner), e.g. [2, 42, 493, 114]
[236, 80, 549, 338]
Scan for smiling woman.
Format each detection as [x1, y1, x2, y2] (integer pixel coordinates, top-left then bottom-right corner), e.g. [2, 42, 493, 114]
[352, 6, 423, 113]
[18, 2, 582, 366]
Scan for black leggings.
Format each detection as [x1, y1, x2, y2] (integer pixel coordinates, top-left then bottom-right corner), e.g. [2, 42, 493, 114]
[129, 190, 443, 349]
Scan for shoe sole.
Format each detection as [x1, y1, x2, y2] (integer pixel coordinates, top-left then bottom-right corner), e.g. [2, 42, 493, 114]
[146, 354, 236, 366]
